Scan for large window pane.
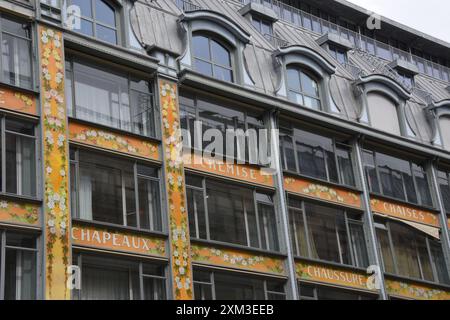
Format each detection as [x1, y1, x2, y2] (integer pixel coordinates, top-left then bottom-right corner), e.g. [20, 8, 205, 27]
[138, 178, 162, 232]
[214, 273, 265, 300]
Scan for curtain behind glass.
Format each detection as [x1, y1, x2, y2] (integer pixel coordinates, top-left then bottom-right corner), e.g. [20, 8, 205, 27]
[82, 265, 130, 300]
[4, 249, 36, 300]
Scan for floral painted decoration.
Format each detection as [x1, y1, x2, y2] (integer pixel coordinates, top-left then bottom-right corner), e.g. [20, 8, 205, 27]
[0, 200, 39, 225]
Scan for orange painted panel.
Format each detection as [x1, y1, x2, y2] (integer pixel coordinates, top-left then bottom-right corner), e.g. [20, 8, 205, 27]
[192, 244, 285, 276]
[296, 261, 375, 292]
[0, 86, 37, 115]
[71, 225, 166, 258]
[184, 152, 274, 188]
[69, 122, 160, 161]
[284, 176, 362, 209]
[386, 278, 450, 300]
[370, 197, 439, 227]
[0, 199, 40, 226]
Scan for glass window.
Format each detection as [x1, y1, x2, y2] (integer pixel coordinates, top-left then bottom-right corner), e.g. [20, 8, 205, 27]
[299, 283, 377, 300]
[287, 67, 321, 110]
[179, 91, 265, 163]
[363, 149, 432, 207]
[280, 122, 355, 187]
[66, 58, 156, 138]
[74, 255, 166, 300]
[69, 148, 162, 232]
[438, 170, 450, 213]
[288, 199, 369, 268]
[192, 35, 233, 82]
[252, 17, 273, 37]
[440, 116, 450, 151]
[186, 175, 279, 252]
[68, 0, 118, 44]
[193, 269, 286, 300]
[1, 232, 37, 300]
[0, 15, 32, 89]
[0, 117, 37, 198]
[376, 220, 450, 285]
[328, 45, 347, 64]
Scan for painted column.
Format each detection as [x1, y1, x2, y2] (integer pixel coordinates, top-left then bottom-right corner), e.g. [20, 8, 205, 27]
[429, 162, 450, 277]
[267, 111, 299, 300]
[158, 78, 193, 300]
[38, 25, 71, 300]
[353, 138, 388, 300]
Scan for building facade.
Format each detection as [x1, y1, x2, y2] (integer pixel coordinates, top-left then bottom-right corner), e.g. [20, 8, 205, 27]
[0, 0, 449, 300]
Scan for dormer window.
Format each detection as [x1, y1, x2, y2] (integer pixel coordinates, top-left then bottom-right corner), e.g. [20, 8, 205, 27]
[328, 45, 347, 64]
[287, 67, 321, 110]
[251, 16, 273, 37]
[68, 0, 118, 44]
[192, 34, 233, 82]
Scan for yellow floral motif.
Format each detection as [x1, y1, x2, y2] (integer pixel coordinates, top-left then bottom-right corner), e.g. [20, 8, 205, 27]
[302, 184, 346, 203]
[14, 93, 34, 106]
[386, 280, 450, 300]
[191, 245, 285, 276]
[0, 200, 39, 225]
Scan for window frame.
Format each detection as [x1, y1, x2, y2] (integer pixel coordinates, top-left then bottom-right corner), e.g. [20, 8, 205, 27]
[298, 282, 377, 300]
[375, 220, 449, 285]
[286, 66, 322, 110]
[288, 198, 369, 269]
[328, 44, 348, 64]
[0, 116, 38, 199]
[67, 0, 120, 45]
[279, 123, 356, 188]
[185, 174, 280, 253]
[438, 169, 450, 213]
[193, 268, 286, 301]
[0, 230, 40, 300]
[0, 14, 33, 90]
[69, 147, 164, 233]
[65, 56, 158, 139]
[363, 149, 433, 208]
[73, 253, 168, 300]
[192, 33, 235, 83]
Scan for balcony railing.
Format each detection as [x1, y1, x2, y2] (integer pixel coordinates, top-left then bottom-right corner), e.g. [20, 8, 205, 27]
[263, 33, 290, 48]
[239, 0, 450, 83]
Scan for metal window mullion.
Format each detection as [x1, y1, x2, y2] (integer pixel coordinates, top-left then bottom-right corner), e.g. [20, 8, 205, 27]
[121, 170, 127, 227]
[139, 262, 144, 300]
[332, 139, 341, 184]
[203, 178, 210, 241]
[16, 136, 22, 195]
[414, 236, 425, 281]
[243, 194, 251, 248]
[302, 201, 313, 259]
[16, 250, 22, 299]
[193, 188, 200, 239]
[134, 163, 141, 229]
[344, 211, 356, 266]
[254, 191, 262, 249]
[292, 135, 300, 174]
[2, 117, 6, 193]
[291, 208, 300, 257]
[0, 231, 5, 300]
[386, 222, 399, 275]
[210, 272, 216, 300]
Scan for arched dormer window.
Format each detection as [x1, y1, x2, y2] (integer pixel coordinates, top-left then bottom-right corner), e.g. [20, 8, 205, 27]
[273, 46, 336, 112]
[68, 0, 118, 44]
[178, 10, 253, 86]
[286, 67, 321, 110]
[354, 74, 412, 137]
[192, 34, 233, 82]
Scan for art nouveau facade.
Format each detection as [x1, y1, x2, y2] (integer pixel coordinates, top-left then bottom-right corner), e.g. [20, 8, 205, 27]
[0, 0, 449, 300]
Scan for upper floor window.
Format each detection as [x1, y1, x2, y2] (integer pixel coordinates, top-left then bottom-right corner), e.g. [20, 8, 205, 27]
[288, 198, 369, 268]
[363, 149, 433, 207]
[0, 15, 32, 89]
[186, 174, 279, 252]
[438, 170, 450, 213]
[66, 57, 157, 138]
[180, 91, 265, 163]
[0, 117, 37, 198]
[73, 254, 166, 300]
[439, 115, 450, 151]
[287, 67, 321, 109]
[299, 283, 377, 300]
[328, 45, 347, 64]
[376, 220, 449, 285]
[251, 16, 273, 37]
[280, 122, 355, 187]
[68, 0, 118, 44]
[192, 34, 233, 82]
[367, 93, 401, 135]
[0, 231, 38, 300]
[70, 148, 162, 232]
[194, 269, 286, 300]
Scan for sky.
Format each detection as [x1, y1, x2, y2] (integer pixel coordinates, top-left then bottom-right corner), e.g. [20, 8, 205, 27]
[346, 0, 450, 43]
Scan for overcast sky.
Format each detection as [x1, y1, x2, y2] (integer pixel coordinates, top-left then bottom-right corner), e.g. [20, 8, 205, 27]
[346, 0, 450, 43]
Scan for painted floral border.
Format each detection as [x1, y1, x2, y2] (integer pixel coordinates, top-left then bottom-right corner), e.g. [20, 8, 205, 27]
[39, 26, 71, 300]
[160, 81, 193, 300]
[191, 245, 285, 276]
[0, 199, 39, 225]
[285, 177, 362, 209]
[386, 279, 450, 300]
[69, 122, 159, 161]
[0, 87, 37, 115]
